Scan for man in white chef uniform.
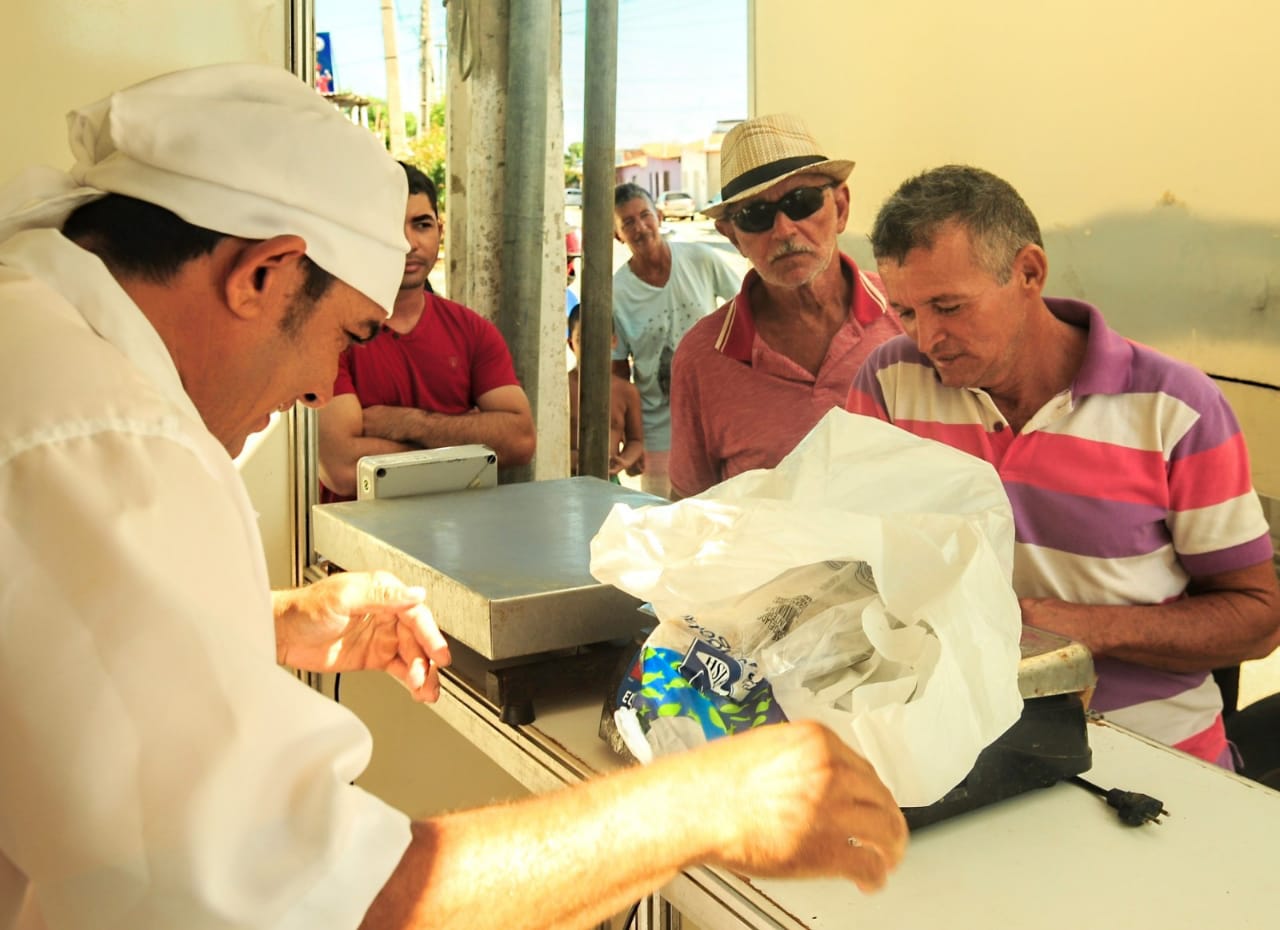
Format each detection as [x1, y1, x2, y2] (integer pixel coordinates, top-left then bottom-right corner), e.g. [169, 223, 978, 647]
[0, 65, 906, 930]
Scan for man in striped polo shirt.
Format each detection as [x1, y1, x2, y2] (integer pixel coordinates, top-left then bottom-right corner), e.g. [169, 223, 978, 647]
[846, 164, 1280, 768]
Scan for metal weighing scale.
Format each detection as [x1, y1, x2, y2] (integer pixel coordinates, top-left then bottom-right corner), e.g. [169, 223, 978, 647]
[315, 474, 1096, 826]
[313, 476, 663, 723]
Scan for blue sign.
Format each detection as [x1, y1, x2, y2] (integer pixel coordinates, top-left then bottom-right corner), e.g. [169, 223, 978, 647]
[315, 31, 335, 94]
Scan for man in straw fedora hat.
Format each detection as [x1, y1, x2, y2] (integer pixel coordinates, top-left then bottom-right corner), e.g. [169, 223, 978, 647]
[0, 68, 905, 928]
[669, 113, 903, 498]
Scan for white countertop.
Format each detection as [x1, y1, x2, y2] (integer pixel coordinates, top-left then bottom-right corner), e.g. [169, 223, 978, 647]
[429, 669, 1280, 929]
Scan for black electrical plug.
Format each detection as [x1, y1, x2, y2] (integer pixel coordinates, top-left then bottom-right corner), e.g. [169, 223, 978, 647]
[1101, 786, 1169, 826]
[1069, 775, 1169, 826]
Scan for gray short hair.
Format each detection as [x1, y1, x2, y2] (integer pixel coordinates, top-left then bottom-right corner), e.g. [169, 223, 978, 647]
[870, 165, 1042, 283]
[614, 182, 655, 211]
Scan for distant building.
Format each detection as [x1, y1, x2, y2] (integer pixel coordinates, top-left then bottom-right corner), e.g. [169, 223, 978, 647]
[616, 142, 684, 199]
[615, 120, 744, 210]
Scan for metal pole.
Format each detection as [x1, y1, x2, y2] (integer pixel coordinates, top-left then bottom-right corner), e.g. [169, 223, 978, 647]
[287, 0, 317, 588]
[379, 0, 409, 158]
[498, 0, 551, 484]
[419, 0, 434, 130]
[578, 0, 618, 481]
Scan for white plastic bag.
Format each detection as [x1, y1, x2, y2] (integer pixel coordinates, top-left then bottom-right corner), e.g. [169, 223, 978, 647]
[590, 409, 1023, 807]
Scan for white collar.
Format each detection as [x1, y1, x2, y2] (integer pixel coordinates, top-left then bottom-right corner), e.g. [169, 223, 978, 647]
[0, 227, 202, 426]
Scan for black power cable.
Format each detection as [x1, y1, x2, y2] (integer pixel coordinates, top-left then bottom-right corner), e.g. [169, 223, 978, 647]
[1068, 775, 1169, 826]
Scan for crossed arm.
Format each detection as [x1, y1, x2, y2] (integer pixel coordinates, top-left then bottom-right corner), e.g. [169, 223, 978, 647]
[1020, 560, 1280, 672]
[318, 387, 536, 498]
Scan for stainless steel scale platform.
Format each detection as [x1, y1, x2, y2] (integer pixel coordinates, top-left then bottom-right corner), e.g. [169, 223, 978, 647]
[312, 476, 664, 722]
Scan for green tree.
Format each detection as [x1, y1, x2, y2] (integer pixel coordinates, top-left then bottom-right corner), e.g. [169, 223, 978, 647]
[364, 97, 418, 149]
[364, 97, 387, 137]
[564, 141, 584, 188]
[408, 118, 447, 211]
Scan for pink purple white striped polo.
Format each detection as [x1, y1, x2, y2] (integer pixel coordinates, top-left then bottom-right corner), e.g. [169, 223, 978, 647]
[847, 297, 1273, 764]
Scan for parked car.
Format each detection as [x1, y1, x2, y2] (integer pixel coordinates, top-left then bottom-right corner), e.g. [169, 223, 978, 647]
[656, 190, 696, 221]
[564, 187, 583, 207]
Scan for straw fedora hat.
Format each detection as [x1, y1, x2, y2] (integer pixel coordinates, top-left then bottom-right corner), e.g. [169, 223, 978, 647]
[703, 113, 853, 220]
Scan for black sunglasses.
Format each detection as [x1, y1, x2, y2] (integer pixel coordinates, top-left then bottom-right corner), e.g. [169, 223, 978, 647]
[728, 183, 835, 233]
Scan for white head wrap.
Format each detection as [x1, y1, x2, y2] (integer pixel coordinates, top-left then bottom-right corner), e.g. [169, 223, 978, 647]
[0, 63, 408, 314]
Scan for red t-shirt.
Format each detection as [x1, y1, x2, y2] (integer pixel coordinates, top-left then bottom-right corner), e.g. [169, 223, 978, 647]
[321, 291, 520, 502]
[333, 290, 519, 410]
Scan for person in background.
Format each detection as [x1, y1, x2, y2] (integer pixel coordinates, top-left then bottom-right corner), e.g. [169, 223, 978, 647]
[0, 65, 906, 930]
[847, 163, 1280, 767]
[318, 162, 537, 501]
[566, 226, 582, 319]
[669, 114, 903, 499]
[568, 303, 644, 481]
[611, 182, 740, 498]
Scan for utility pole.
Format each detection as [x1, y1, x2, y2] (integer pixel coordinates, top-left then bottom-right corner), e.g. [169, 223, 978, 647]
[419, 0, 435, 133]
[380, 0, 409, 157]
[578, 0, 619, 481]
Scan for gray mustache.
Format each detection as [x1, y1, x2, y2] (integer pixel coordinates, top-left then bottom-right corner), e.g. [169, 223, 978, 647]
[770, 240, 812, 261]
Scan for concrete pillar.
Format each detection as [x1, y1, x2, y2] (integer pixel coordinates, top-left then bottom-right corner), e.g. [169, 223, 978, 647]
[538, 6, 570, 482]
[446, 0, 568, 481]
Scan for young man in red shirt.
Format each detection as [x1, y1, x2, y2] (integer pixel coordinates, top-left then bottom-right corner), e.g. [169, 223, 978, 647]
[319, 163, 536, 501]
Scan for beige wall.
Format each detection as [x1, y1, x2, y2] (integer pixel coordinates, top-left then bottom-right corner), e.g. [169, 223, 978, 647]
[236, 415, 297, 587]
[749, 0, 1280, 499]
[337, 671, 528, 817]
[1, 0, 297, 586]
[2, 1, 287, 178]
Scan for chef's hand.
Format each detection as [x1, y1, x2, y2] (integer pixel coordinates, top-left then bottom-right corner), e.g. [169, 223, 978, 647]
[696, 720, 908, 892]
[273, 571, 451, 702]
